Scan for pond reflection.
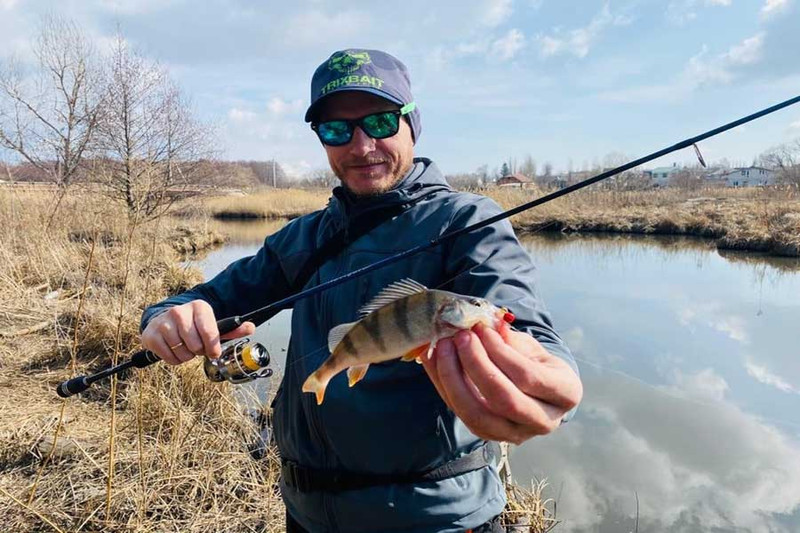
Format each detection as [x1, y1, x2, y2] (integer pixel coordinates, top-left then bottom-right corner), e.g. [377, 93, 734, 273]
[518, 232, 800, 532]
[192, 222, 800, 532]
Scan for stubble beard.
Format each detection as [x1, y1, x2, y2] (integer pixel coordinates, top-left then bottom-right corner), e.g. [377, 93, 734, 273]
[335, 160, 413, 198]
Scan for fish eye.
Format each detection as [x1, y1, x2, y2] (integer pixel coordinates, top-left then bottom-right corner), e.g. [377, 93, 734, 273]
[469, 298, 482, 307]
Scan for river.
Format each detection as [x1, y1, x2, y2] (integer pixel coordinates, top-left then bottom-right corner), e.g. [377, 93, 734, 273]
[189, 219, 800, 533]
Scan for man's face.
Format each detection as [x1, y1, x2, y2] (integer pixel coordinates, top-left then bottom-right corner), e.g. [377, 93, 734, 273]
[316, 91, 414, 197]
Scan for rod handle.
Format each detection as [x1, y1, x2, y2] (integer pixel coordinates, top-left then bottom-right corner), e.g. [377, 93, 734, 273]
[217, 315, 242, 335]
[131, 350, 161, 368]
[56, 376, 90, 398]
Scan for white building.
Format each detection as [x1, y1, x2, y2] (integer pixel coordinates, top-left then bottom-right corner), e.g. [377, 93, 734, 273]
[721, 166, 775, 187]
[646, 165, 681, 187]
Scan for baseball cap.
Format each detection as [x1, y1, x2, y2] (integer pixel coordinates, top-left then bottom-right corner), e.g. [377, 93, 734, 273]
[304, 48, 422, 143]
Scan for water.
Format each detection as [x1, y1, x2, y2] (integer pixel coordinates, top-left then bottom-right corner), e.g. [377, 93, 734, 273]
[190, 220, 800, 532]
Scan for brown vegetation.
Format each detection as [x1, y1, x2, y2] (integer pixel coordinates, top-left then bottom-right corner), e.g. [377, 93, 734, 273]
[485, 185, 800, 257]
[0, 188, 284, 532]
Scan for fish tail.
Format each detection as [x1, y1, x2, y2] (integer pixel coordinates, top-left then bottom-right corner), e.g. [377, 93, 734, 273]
[302, 370, 333, 405]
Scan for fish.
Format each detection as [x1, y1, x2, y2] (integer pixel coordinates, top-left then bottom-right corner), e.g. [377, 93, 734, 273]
[301, 279, 515, 405]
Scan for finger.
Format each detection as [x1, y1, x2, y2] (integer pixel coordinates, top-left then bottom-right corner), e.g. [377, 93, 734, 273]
[193, 309, 221, 358]
[151, 337, 180, 365]
[455, 329, 563, 432]
[421, 340, 454, 410]
[477, 325, 582, 410]
[436, 332, 531, 443]
[169, 336, 196, 363]
[221, 321, 256, 341]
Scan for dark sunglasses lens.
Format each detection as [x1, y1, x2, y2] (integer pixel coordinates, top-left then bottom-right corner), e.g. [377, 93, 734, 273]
[317, 121, 352, 146]
[361, 112, 399, 139]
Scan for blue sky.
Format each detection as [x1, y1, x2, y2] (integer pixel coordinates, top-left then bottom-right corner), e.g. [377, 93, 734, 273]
[2, 0, 799, 177]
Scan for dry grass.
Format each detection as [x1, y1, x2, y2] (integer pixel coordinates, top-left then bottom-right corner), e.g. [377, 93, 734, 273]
[503, 479, 560, 533]
[186, 188, 330, 220]
[0, 187, 284, 532]
[483, 185, 800, 257]
[194, 185, 800, 256]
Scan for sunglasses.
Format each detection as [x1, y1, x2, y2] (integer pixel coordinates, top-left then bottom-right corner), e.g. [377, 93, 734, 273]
[312, 102, 416, 147]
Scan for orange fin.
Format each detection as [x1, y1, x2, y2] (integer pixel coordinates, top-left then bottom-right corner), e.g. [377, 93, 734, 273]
[401, 344, 429, 362]
[347, 363, 370, 387]
[302, 372, 329, 405]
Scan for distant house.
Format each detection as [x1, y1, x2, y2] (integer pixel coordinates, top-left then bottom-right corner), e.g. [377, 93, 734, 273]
[497, 173, 533, 187]
[719, 166, 775, 187]
[646, 165, 682, 187]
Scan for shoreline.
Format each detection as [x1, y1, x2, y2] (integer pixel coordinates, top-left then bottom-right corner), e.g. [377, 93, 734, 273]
[199, 186, 800, 258]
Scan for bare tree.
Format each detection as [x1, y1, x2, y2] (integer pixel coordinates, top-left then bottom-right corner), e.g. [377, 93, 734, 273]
[94, 36, 215, 219]
[669, 165, 704, 191]
[300, 167, 337, 189]
[0, 15, 103, 218]
[520, 154, 537, 181]
[760, 139, 800, 187]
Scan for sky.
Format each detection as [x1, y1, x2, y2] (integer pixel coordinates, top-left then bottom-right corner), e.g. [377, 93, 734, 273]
[1, 0, 799, 178]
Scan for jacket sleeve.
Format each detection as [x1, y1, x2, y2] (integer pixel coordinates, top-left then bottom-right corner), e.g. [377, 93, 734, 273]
[442, 195, 579, 380]
[140, 229, 296, 333]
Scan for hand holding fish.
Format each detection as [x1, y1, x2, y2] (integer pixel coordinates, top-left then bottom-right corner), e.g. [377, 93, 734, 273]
[420, 324, 583, 445]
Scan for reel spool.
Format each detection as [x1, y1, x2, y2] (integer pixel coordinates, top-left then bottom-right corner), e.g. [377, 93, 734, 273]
[204, 339, 273, 384]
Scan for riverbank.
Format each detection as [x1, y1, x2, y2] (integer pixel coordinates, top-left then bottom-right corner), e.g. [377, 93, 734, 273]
[198, 186, 800, 257]
[0, 189, 285, 532]
[491, 186, 800, 258]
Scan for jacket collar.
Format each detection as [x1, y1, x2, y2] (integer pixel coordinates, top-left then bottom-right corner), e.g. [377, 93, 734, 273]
[328, 158, 451, 225]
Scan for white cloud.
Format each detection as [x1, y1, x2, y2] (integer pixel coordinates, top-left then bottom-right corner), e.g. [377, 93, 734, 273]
[513, 372, 800, 531]
[484, 0, 514, 27]
[0, 0, 18, 9]
[724, 33, 764, 65]
[491, 28, 525, 60]
[603, 33, 766, 102]
[266, 97, 304, 116]
[228, 107, 257, 123]
[706, 0, 732, 5]
[687, 34, 764, 86]
[789, 118, 800, 130]
[672, 368, 730, 401]
[761, 0, 790, 17]
[745, 357, 800, 394]
[536, 4, 631, 58]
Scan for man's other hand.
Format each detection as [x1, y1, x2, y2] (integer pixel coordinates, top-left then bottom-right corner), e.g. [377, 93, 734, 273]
[140, 300, 255, 365]
[421, 323, 583, 445]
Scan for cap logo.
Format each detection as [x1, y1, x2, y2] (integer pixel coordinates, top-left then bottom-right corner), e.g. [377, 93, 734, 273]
[328, 50, 371, 74]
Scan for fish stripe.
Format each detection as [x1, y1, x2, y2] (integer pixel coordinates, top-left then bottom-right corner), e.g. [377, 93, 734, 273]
[425, 291, 437, 324]
[341, 334, 357, 355]
[362, 309, 386, 353]
[394, 296, 414, 341]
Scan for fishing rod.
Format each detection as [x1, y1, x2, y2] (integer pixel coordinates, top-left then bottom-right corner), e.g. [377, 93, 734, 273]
[56, 94, 800, 398]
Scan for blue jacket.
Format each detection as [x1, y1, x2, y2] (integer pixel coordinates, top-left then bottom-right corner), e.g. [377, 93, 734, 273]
[141, 158, 577, 532]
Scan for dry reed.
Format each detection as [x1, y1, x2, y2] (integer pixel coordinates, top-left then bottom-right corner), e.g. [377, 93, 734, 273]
[188, 188, 330, 220]
[0, 188, 284, 532]
[483, 185, 800, 257]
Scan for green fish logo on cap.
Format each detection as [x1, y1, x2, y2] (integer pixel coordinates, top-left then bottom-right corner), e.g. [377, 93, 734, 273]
[328, 50, 371, 74]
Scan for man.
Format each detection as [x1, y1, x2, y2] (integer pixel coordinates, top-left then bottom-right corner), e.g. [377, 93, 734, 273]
[140, 49, 582, 532]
